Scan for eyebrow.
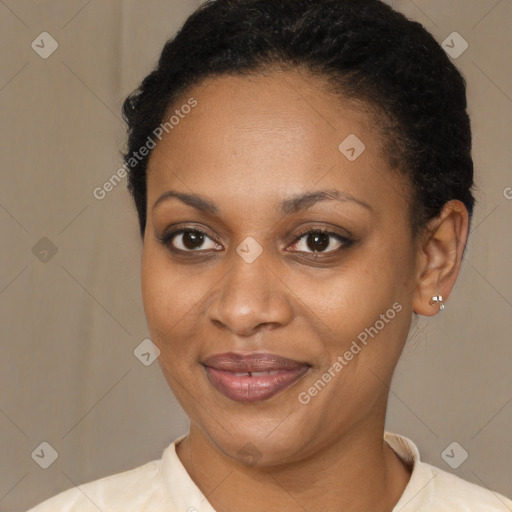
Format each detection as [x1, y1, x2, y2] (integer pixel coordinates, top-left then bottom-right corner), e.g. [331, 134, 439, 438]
[153, 190, 219, 214]
[280, 189, 372, 214]
[152, 188, 372, 215]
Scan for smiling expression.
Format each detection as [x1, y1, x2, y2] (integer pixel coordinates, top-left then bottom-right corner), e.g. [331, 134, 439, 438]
[141, 68, 420, 465]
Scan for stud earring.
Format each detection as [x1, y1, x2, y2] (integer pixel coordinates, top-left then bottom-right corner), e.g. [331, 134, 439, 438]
[430, 295, 445, 310]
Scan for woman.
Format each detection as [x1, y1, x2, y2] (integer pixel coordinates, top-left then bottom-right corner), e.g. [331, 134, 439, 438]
[28, 0, 512, 510]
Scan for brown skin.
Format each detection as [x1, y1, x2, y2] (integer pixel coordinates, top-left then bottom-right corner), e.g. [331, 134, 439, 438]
[141, 69, 469, 511]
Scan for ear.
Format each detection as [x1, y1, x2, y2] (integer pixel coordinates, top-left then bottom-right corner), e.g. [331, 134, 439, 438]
[412, 200, 470, 316]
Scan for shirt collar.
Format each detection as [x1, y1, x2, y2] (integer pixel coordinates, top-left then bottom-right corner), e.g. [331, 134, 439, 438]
[159, 432, 431, 512]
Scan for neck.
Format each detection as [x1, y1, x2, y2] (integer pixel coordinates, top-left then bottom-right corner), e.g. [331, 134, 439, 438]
[176, 418, 411, 512]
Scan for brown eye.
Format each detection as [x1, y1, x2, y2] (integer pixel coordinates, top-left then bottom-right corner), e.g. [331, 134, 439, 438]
[164, 229, 221, 252]
[288, 229, 351, 254]
[181, 231, 205, 250]
[307, 232, 330, 252]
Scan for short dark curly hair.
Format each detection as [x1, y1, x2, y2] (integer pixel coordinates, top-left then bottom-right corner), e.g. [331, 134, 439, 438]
[122, 0, 474, 237]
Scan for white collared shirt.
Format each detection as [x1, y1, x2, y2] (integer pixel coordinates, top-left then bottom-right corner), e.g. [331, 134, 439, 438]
[27, 432, 512, 511]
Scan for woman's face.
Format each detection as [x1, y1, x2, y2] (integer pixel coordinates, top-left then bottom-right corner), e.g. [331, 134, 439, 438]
[142, 69, 420, 465]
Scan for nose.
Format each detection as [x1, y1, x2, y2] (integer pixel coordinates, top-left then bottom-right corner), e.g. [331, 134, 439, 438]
[206, 251, 294, 337]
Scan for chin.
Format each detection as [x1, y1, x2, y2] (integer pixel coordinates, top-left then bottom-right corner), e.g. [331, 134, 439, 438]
[201, 412, 317, 467]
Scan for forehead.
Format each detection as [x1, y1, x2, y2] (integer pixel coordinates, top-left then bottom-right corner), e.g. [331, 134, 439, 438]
[146, 70, 410, 217]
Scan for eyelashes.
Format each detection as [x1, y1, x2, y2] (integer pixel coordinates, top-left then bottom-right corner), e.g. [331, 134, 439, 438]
[159, 229, 222, 252]
[158, 226, 354, 257]
[286, 229, 352, 254]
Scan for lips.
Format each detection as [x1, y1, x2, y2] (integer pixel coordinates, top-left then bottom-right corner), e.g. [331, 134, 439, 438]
[203, 352, 310, 403]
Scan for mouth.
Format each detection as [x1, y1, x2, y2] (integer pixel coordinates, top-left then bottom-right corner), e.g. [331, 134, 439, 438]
[202, 352, 311, 403]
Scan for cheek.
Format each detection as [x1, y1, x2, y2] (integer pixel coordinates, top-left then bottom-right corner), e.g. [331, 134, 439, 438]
[294, 242, 412, 335]
[290, 240, 415, 403]
[141, 243, 191, 339]
[141, 240, 221, 355]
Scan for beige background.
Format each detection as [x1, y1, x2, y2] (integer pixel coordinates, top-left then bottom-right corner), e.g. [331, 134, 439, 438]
[0, 1, 511, 510]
